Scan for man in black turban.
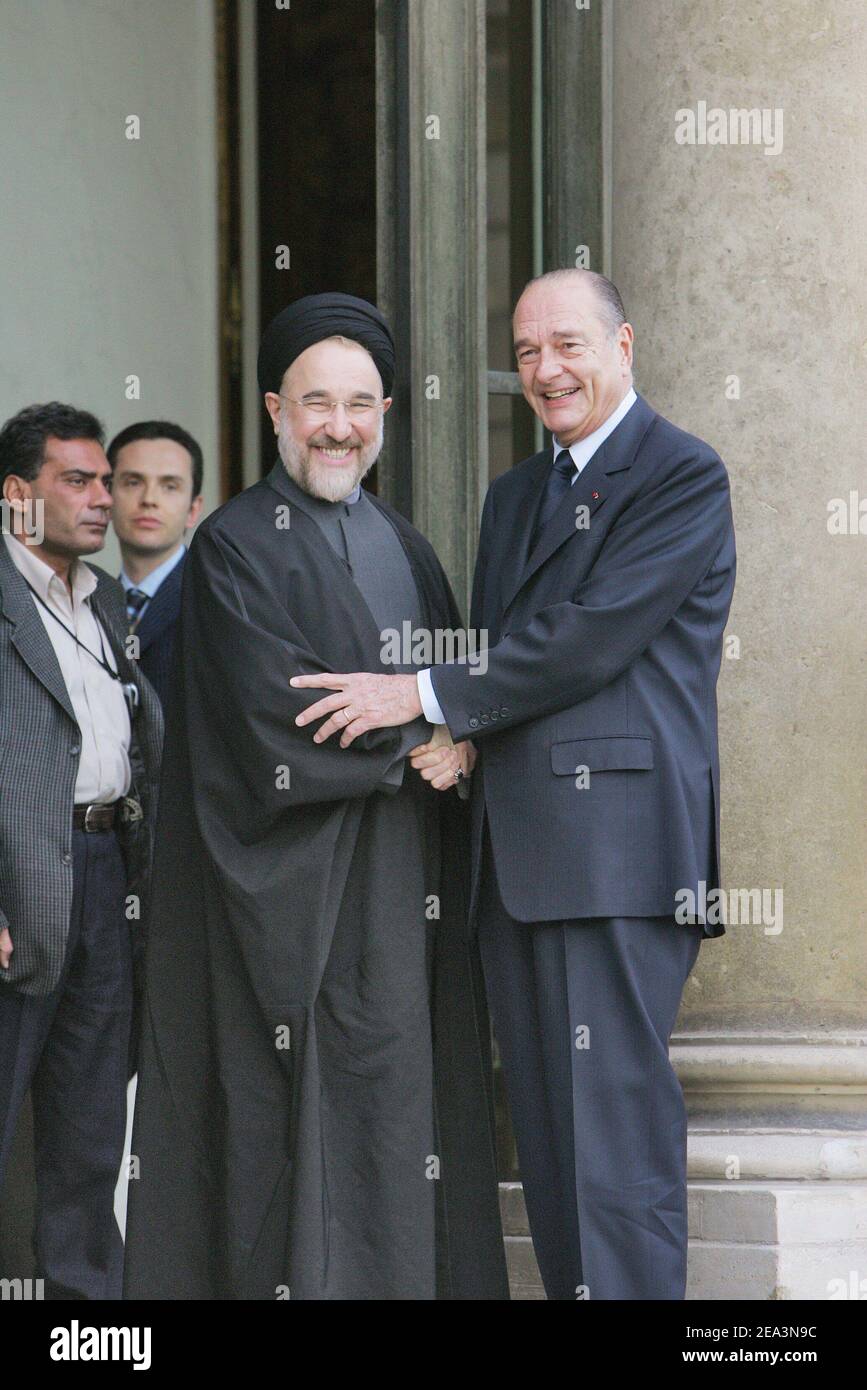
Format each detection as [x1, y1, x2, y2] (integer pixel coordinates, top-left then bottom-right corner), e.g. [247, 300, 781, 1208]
[257, 291, 396, 398]
[123, 294, 509, 1300]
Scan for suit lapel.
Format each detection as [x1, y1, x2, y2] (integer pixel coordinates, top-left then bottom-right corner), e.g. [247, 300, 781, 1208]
[0, 539, 77, 724]
[90, 572, 164, 789]
[501, 395, 658, 614]
[134, 555, 184, 652]
[504, 446, 614, 611]
[494, 450, 552, 621]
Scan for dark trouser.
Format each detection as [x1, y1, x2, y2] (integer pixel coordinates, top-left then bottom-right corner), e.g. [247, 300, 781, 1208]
[477, 828, 701, 1301]
[0, 828, 131, 1299]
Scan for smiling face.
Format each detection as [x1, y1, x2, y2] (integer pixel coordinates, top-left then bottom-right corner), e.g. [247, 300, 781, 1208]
[2, 437, 114, 566]
[264, 337, 392, 502]
[111, 438, 203, 562]
[513, 277, 634, 446]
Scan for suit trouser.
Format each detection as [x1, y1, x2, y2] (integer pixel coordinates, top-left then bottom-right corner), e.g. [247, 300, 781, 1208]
[476, 827, 702, 1300]
[0, 827, 131, 1299]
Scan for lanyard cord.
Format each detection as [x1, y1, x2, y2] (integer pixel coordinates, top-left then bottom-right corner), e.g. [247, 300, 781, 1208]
[24, 579, 122, 684]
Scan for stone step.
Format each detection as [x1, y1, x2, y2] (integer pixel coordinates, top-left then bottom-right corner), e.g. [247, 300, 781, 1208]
[499, 1182, 544, 1298]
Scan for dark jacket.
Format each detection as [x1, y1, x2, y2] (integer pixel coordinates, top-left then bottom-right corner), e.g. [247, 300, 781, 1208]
[430, 393, 737, 933]
[132, 552, 185, 710]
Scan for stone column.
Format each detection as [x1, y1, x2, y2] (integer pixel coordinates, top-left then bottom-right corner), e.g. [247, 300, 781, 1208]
[376, 0, 488, 611]
[611, 0, 867, 1298]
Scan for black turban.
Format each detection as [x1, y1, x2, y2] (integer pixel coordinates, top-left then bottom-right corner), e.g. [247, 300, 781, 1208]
[257, 292, 396, 397]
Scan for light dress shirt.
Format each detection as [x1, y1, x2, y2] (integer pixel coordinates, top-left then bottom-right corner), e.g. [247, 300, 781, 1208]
[4, 532, 131, 803]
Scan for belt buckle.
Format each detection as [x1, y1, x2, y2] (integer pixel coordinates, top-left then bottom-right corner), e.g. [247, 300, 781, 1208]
[83, 804, 101, 832]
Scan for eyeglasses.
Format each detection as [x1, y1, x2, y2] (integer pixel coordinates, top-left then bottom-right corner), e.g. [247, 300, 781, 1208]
[279, 394, 384, 420]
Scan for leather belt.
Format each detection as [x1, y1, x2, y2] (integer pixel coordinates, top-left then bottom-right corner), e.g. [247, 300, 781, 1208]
[73, 801, 120, 832]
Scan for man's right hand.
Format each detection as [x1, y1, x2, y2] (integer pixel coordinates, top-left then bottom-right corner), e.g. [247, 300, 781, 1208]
[0, 926, 12, 970]
[409, 727, 476, 790]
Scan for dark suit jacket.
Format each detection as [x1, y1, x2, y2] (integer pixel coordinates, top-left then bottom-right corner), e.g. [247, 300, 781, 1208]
[131, 552, 185, 710]
[0, 545, 163, 996]
[430, 393, 736, 932]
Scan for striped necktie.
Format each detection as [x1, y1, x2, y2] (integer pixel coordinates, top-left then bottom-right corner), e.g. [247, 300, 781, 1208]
[126, 587, 149, 627]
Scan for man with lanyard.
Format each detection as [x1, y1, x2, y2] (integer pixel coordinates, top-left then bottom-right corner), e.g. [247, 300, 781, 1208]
[0, 402, 162, 1299]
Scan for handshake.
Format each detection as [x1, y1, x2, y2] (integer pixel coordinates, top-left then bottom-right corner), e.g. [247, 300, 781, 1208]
[409, 724, 476, 792]
[288, 672, 476, 791]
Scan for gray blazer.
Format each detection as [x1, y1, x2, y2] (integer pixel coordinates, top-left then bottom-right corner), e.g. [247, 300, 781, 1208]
[0, 540, 163, 997]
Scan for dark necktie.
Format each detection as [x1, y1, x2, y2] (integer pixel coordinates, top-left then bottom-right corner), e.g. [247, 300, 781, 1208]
[531, 448, 575, 549]
[126, 587, 149, 626]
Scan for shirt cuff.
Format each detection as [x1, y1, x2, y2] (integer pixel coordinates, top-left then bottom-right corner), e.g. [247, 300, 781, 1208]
[417, 668, 446, 726]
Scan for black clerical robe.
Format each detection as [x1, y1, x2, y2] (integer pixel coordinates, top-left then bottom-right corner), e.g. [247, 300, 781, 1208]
[123, 462, 509, 1301]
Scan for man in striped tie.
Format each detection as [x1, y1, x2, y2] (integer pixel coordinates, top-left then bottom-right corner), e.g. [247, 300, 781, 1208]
[108, 421, 204, 710]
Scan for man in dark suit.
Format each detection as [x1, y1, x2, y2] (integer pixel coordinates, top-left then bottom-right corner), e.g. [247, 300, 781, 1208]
[0, 402, 162, 1298]
[107, 421, 204, 709]
[290, 268, 737, 1300]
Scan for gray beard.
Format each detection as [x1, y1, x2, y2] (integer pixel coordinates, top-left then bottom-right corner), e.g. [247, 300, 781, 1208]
[277, 417, 383, 502]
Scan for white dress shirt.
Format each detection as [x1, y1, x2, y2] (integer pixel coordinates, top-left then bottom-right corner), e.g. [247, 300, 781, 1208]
[4, 533, 131, 803]
[417, 387, 639, 725]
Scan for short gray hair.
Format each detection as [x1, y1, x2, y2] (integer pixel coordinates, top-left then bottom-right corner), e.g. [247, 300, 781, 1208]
[518, 268, 628, 337]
